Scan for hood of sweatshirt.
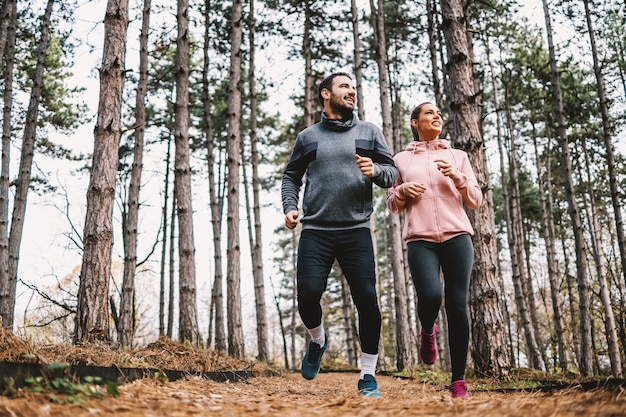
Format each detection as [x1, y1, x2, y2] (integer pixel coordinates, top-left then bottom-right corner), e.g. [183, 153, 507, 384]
[405, 139, 451, 153]
[321, 111, 358, 131]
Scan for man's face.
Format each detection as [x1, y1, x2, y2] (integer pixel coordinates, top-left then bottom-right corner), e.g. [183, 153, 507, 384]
[327, 75, 356, 117]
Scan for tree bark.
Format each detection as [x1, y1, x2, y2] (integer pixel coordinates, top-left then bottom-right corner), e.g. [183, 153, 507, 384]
[226, 0, 245, 359]
[578, 139, 622, 377]
[582, 0, 624, 377]
[175, 0, 199, 345]
[426, 0, 443, 107]
[245, 0, 269, 362]
[370, 0, 412, 372]
[502, 89, 545, 371]
[531, 122, 569, 372]
[0, 0, 16, 329]
[6, 0, 56, 329]
[541, 0, 593, 376]
[118, 0, 151, 348]
[303, 0, 314, 127]
[350, 0, 365, 121]
[202, 0, 227, 353]
[439, 0, 510, 378]
[167, 187, 176, 339]
[75, 0, 128, 344]
[159, 138, 172, 337]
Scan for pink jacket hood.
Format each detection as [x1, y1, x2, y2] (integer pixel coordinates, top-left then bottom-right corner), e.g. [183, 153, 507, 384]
[387, 139, 483, 243]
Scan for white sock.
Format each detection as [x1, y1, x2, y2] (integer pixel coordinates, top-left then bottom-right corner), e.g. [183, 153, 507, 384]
[360, 352, 378, 379]
[308, 324, 326, 347]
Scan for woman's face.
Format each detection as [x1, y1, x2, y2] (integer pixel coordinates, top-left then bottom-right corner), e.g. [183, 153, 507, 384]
[411, 103, 442, 141]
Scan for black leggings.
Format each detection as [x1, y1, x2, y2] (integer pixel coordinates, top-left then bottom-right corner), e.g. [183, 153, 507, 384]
[407, 234, 473, 381]
[296, 228, 381, 354]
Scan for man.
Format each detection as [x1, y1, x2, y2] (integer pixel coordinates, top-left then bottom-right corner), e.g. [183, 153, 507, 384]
[281, 72, 398, 397]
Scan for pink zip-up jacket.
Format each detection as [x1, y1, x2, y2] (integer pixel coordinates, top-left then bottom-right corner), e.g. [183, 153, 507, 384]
[387, 139, 483, 243]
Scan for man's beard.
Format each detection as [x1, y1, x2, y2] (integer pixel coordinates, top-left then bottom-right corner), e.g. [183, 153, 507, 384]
[329, 94, 355, 119]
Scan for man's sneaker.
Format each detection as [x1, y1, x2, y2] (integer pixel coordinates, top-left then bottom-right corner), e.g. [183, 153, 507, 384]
[419, 324, 438, 364]
[449, 380, 469, 398]
[358, 374, 381, 398]
[301, 335, 327, 380]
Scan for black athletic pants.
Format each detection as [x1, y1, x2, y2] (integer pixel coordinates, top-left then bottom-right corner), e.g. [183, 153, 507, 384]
[296, 228, 381, 354]
[407, 234, 473, 381]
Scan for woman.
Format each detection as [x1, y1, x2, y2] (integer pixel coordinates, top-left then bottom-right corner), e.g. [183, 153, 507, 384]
[387, 102, 483, 398]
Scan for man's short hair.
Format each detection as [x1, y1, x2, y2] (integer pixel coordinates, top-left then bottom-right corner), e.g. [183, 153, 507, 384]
[318, 72, 353, 106]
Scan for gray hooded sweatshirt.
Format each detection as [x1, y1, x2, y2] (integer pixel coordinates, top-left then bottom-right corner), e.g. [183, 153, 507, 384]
[281, 112, 398, 231]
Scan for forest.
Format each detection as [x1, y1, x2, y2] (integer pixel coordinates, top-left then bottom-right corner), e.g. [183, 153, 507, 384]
[0, 0, 624, 385]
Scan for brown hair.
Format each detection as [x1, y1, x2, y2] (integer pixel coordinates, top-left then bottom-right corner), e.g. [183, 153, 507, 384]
[318, 72, 353, 106]
[410, 102, 433, 141]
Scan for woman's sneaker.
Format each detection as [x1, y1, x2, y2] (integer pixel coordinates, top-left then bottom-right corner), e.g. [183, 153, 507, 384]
[449, 380, 469, 398]
[358, 374, 381, 398]
[419, 324, 438, 364]
[301, 335, 327, 380]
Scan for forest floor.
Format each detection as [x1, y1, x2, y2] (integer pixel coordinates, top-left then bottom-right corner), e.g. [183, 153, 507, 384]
[0, 329, 625, 417]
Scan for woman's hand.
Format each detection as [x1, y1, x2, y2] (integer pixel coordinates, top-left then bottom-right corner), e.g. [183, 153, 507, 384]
[402, 182, 427, 199]
[435, 159, 457, 178]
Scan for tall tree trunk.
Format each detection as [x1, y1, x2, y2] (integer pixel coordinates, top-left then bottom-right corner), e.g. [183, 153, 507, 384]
[119, 0, 151, 348]
[439, 0, 510, 378]
[541, 0, 593, 376]
[578, 140, 622, 377]
[503, 89, 545, 371]
[246, 0, 268, 362]
[0, 0, 16, 329]
[583, 0, 626, 312]
[0, 0, 11, 66]
[496, 85, 540, 370]
[226, 0, 245, 359]
[175, 0, 199, 345]
[167, 189, 176, 339]
[159, 138, 172, 337]
[269, 274, 289, 369]
[559, 226, 581, 367]
[350, 0, 365, 121]
[583, 0, 626, 378]
[351, 0, 387, 369]
[6, 0, 56, 329]
[370, 0, 412, 371]
[202, 0, 226, 353]
[75, 0, 128, 344]
[426, 0, 443, 106]
[482, 34, 518, 369]
[531, 121, 569, 372]
[303, 0, 314, 127]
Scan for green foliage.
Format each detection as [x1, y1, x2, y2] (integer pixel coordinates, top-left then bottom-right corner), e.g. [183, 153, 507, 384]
[0, 362, 119, 402]
[2, 377, 16, 397]
[21, 374, 112, 404]
[14, 6, 90, 135]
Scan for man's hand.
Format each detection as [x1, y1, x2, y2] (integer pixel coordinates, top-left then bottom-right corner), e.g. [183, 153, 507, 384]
[285, 210, 299, 229]
[355, 154, 374, 178]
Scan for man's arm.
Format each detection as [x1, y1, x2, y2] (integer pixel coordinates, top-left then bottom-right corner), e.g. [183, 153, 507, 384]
[281, 137, 307, 217]
[370, 131, 398, 188]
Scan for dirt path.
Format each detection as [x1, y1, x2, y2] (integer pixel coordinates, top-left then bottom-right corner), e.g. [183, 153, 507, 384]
[1, 372, 625, 416]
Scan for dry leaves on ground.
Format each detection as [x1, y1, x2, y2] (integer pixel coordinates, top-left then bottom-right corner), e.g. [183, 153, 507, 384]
[1, 329, 625, 417]
[1, 372, 626, 417]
